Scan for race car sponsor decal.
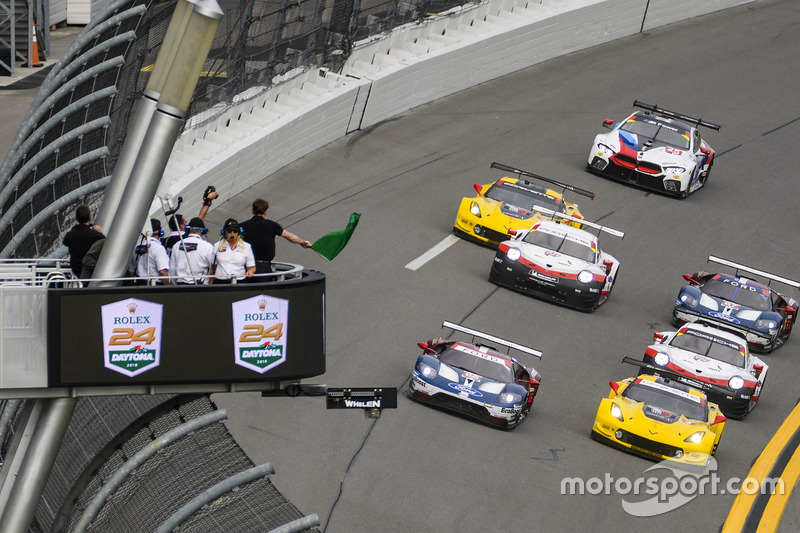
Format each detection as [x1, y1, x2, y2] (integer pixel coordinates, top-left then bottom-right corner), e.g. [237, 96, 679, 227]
[708, 311, 741, 324]
[529, 270, 559, 283]
[679, 328, 744, 352]
[101, 298, 163, 377]
[452, 343, 506, 365]
[463, 371, 483, 381]
[720, 300, 741, 310]
[635, 378, 704, 403]
[232, 294, 289, 373]
[448, 382, 482, 397]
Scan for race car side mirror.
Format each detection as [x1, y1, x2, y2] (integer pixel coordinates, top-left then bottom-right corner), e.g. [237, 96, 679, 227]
[710, 414, 727, 427]
[417, 342, 437, 355]
[507, 229, 517, 238]
[682, 274, 699, 285]
[473, 183, 483, 195]
[699, 145, 711, 155]
[603, 259, 613, 274]
[753, 363, 764, 378]
[653, 332, 665, 343]
[602, 119, 614, 128]
[609, 381, 619, 396]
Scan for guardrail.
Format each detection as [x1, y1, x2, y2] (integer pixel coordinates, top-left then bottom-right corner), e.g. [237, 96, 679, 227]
[0, 259, 305, 287]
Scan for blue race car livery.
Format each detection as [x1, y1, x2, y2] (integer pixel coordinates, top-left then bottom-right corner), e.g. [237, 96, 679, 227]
[408, 321, 542, 429]
[673, 256, 800, 353]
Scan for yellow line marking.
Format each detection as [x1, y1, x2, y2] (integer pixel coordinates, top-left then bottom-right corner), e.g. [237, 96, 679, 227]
[722, 401, 800, 532]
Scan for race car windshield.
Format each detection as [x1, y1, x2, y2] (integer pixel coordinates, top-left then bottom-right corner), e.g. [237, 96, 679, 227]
[523, 230, 596, 263]
[670, 332, 746, 368]
[702, 279, 772, 311]
[485, 183, 564, 213]
[623, 382, 707, 421]
[438, 348, 513, 383]
[620, 119, 691, 150]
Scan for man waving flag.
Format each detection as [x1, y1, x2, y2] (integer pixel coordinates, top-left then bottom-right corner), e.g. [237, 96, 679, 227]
[311, 213, 361, 261]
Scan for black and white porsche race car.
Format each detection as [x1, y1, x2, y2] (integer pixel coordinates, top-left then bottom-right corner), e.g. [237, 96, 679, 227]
[640, 320, 768, 419]
[587, 101, 720, 198]
[408, 321, 543, 430]
[489, 208, 624, 312]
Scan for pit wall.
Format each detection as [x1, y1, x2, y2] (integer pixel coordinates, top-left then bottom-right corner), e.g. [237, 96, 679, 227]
[157, 0, 751, 219]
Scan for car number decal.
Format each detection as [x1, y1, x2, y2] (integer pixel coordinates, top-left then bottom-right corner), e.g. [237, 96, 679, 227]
[448, 382, 482, 397]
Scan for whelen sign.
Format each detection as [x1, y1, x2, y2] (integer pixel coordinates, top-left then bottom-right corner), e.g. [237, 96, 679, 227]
[0, 270, 325, 398]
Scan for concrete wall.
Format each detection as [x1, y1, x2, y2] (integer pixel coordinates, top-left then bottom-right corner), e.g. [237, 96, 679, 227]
[156, 0, 751, 221]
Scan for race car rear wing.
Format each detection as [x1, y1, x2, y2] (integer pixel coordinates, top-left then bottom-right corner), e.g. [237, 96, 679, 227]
[490, 162, 595, 199]
[707, 256, 800, 290]
[621, 356, 733, 399]
[633, 100, 721, 131]
[529, 204, 625, 240]
[442, 321, 543, 360]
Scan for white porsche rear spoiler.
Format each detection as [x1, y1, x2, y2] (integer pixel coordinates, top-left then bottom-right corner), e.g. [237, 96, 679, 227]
[442, 321, 543, 360]
[707, 256, 800, 289]
[529, 204, 625, 240]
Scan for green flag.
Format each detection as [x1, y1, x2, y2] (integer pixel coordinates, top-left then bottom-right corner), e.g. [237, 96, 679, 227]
[311, 213, 361, 261]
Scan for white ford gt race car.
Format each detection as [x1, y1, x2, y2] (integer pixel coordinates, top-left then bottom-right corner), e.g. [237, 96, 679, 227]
[587, 101, 720, 198]
[489, 207, 624, 312]
[639, 320, 768, 420]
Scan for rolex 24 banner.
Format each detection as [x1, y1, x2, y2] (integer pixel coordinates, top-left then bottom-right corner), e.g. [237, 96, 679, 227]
[232, 294, 289, 373]
[101, 298, 163, 377]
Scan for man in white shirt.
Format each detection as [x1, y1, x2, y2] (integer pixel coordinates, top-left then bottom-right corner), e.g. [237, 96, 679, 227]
[209, 218, 256, 284]
[170, 217, 215, 284]
[127, 219, 170, 285]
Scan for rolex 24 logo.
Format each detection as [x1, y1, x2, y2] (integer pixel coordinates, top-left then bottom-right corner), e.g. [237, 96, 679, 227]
[232, 295, 289, 373]
[101, 298, 163, 377]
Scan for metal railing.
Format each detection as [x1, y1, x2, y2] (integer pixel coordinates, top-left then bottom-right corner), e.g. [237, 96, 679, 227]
[0, 258, 305, 287]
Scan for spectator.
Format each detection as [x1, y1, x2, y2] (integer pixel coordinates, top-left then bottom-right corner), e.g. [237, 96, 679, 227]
[164, 186, 218, 251]
[209, 218, 255, 284]
[127, 219, 170, 285]
[170, 217, 215, 284]
[80, 238, 105, 279]
[62, 204, 104, 277]
[240, 198, 311, 276]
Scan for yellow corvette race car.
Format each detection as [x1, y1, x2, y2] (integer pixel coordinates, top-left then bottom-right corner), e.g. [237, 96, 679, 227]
[453, 162, 594, 247]
[591, 357, 727, 467]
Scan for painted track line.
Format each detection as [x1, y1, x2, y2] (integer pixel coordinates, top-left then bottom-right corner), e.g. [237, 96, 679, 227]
[405, 234, 460, 271]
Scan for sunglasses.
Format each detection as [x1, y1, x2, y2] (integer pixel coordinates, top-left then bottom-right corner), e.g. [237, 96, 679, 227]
[225, 227, 239, 234]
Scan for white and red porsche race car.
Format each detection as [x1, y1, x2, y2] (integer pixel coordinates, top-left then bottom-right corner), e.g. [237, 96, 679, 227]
[639, 320, 768, 419]
[587, 101, 720, 198]
[489, 207, 624, 312]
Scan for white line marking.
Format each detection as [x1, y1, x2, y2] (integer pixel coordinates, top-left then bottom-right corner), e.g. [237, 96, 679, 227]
[405, 234, 461, 271]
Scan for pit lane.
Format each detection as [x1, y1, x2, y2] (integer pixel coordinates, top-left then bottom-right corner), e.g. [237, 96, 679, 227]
[212, 0, 800, 530]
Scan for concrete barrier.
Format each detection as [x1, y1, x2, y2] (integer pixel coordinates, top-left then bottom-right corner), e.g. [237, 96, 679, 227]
[156, 0, 750, 220]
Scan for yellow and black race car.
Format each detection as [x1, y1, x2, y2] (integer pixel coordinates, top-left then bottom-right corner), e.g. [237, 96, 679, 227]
[591, 357, 727, 467]
[453, 162, 594, 248]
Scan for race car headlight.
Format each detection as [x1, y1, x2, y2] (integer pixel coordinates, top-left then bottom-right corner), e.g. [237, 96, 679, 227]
[498, 391, 522, 404]
[610, 403, 623, 421]
[754, 318, 778, 330]
[728, 376, 745, 390]
[664, 166, 686, 174]
[506, 248, 521, 262]
[469, 201, 481, 218]
[684, 431, 706, 444]
[577, 270, 594, 284]
[597, 143, 616, 157]
[415, 362, 437, 379]
[654, 352, 669, 366]
[679, 293, 699, 308]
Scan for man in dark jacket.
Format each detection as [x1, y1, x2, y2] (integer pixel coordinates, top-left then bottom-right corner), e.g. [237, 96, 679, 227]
[62, 204, 104, 277]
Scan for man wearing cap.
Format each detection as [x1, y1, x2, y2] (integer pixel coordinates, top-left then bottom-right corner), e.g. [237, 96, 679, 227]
[240, 198, 312, 276]
[164, 186, 218, 252]
[170, 217, 215, 284]
[127, 219, 170, 285]
[209, 218, 256, 284]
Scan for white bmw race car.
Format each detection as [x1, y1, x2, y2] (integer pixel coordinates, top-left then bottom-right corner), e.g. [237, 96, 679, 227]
[587, 101, 720, 198]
